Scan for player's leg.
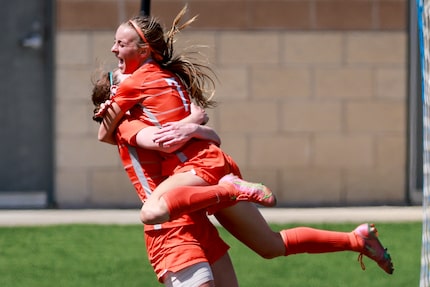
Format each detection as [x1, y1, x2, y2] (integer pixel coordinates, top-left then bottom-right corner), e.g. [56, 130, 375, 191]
[211, 253, 239, 287]
[141, 172, 274, 224]
[140, 171, 207, 224]
[196, 207, 239, 287]
[280, 223, 393, 273]
[215, 201, 364, 258]
[141, 143, 275, 224]
[214, 202, 394, 274]
[214, 202, 286, 259]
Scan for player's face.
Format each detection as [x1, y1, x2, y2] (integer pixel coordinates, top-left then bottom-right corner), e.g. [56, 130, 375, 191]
[111, 24, 147, 74]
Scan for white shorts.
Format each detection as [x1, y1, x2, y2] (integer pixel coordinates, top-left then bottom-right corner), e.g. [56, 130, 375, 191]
[163, 262, 214, 287]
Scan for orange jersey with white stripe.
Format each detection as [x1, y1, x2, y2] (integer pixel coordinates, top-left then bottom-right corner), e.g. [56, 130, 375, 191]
[112, 62, 234, 279]
[112, 60, 241, 184]
[113, 60, 191, 127]
[116, 117, 164, 201]
[115, 117, 229, 281]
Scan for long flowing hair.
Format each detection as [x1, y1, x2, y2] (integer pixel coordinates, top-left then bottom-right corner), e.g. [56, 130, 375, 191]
[127, 5, 217, 108]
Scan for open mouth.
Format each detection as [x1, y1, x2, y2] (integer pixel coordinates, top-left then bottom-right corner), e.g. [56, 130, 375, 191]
[117, 58, 124, 70]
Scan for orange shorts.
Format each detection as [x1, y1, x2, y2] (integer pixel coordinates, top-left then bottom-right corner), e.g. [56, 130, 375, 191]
[144, 210, 229, 282]
[162, 140, 242, 214]
[162, 140, 242, 184]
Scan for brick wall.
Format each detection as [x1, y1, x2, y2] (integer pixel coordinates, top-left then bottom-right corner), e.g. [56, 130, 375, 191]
[55, 0, 408, 207]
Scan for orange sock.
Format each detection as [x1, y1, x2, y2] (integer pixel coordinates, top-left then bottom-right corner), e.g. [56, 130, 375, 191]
[280, 227, 360, 256]
[162, 185, 237, 220]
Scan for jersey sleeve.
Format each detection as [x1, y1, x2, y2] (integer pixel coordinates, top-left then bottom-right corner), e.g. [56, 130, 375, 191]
[116, 116, 151, 146]
[112, 79, 143, 114]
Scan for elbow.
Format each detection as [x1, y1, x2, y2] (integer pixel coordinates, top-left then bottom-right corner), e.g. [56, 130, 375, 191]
[98, 130, 116, 145]
[98, 134, 109, 143]
[98, 127, 108, 142]
[98, 129, 105, 142]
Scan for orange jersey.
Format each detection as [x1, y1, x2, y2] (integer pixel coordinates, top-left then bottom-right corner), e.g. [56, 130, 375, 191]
[113, 60, 238, 280]
[115, 118, 229, 282]
[113, 60, 242, 183]
[113, 60, 191, 127]
[116, 117, 164, 201]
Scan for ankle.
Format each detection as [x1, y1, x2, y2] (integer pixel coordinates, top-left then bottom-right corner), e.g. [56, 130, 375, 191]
[349, 231, 364, 252]
[218, 182, 238, 198]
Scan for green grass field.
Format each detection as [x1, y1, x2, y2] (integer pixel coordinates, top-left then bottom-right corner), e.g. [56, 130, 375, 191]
[0, 222, 421, 287]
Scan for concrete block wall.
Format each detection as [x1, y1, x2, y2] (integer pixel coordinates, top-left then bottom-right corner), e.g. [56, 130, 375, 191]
[55, 0, 408, 207]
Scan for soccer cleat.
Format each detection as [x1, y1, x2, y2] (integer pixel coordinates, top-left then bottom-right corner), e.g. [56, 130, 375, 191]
[352, 223, 394, 274]
[219, 174, 276, 207]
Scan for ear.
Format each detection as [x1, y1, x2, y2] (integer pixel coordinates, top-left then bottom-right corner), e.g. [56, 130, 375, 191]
[139, 46, 151, 58]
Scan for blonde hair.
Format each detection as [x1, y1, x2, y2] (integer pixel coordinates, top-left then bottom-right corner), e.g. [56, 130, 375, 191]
[125, 5, 216, 108]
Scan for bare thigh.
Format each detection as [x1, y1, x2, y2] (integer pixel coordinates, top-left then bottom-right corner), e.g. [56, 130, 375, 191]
[214, 202, 286, 259]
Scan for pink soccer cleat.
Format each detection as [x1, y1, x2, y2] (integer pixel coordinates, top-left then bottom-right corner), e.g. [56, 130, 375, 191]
[219, 174, 276, 207]
[352, 223, 394, 274]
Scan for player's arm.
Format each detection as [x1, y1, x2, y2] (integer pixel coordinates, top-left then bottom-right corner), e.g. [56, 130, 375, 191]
[135, 104, 220, 153]
[135, 123, 220, 153]
[98, 102, 124, 144]
[152, 122, 220, 149]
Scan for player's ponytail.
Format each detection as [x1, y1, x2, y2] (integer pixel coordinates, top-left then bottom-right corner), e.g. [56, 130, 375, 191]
[127, 5, 217, 108]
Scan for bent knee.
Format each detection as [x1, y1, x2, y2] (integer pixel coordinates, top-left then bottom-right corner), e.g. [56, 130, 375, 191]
[140, 206, 168, 225]
[139, 208, 158, 224]
[254, 246, 284, 259]
[259, 252, 279, 259]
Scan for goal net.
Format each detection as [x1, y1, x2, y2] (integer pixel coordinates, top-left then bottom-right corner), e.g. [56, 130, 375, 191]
[418, 0, 430, 286]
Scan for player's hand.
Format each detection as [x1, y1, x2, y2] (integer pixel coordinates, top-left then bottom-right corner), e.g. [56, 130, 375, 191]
[94, 99, 112, 118]
[152, 122, 198, 147]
